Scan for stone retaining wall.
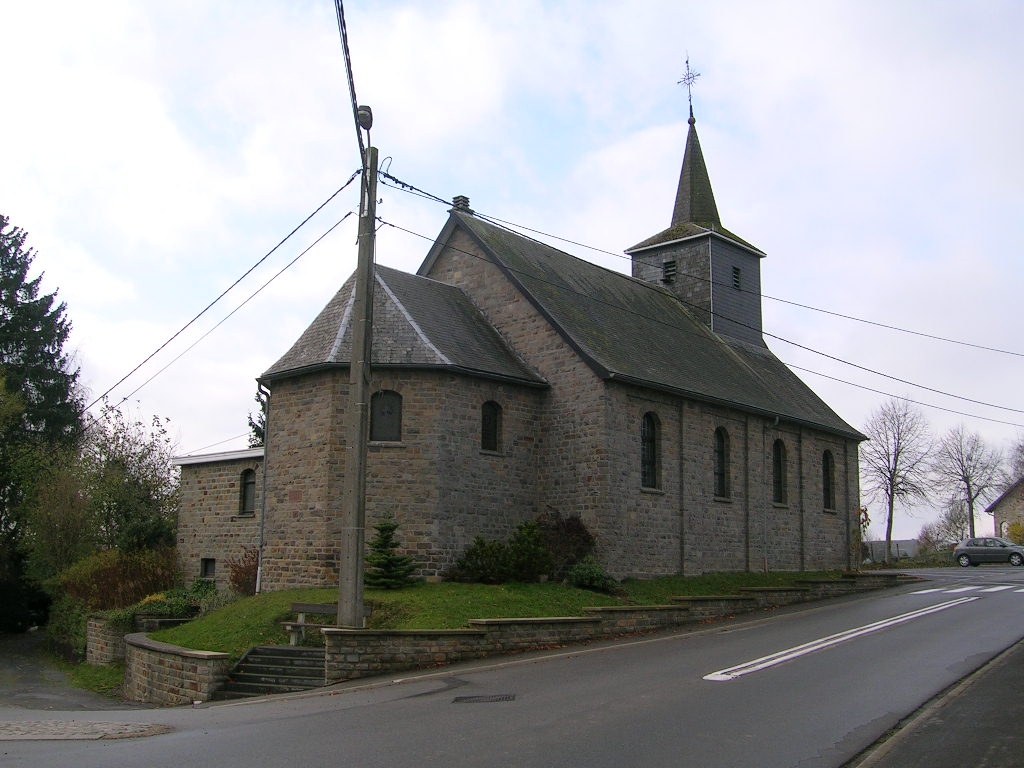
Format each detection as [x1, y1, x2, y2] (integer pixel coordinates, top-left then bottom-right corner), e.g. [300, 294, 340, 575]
[123, 633, 231, 705]
[86, 617, 127, 665]
[323, 573, 902, 684]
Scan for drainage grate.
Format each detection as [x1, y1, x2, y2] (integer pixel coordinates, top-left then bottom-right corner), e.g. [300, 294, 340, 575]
[452, 694, 516, 704]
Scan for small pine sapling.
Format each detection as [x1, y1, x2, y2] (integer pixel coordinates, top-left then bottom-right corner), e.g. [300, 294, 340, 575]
[364, 520, 417, 589]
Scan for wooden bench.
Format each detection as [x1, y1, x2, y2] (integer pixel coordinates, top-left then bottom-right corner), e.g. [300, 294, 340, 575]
[283, 603, 338, 646]
[282, 602, 373, 645]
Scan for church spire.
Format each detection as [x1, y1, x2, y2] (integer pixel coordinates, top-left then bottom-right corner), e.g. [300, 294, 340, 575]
[672, 58, 721, 229]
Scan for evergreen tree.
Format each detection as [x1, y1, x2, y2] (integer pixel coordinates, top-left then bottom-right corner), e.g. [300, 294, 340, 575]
[0, 215, 82, 628]
[364, 520, 416, 589]
[247, 390, 267, 448]
[0, 215, 82, 450]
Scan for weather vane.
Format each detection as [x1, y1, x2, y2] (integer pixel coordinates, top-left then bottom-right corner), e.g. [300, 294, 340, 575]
[677, 55, 701, 118]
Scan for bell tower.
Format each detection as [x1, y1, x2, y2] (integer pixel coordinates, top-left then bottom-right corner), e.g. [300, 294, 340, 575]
[626, 62, 767, 346]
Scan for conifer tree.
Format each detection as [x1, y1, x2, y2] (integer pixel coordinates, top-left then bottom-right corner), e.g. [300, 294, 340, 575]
[0, 217, 82, 538]
[0, 215, 82, 629]
[364, 520, 416, 589]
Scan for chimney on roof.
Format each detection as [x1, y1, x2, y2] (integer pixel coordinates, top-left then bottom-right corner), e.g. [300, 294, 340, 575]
[451, 195, 474, 214]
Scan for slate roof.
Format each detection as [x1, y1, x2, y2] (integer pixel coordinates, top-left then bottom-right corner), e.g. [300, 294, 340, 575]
[422, 211, 863, 441]
[262, 265, 545, 387]
[627, 116, 763, 255]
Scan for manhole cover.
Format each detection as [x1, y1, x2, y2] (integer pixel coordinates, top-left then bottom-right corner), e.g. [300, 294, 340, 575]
[452, 694, 515, 704]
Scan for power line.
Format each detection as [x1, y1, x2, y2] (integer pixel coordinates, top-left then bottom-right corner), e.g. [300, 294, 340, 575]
[788, 363, 1024, 429]
[377, 215, 1022, 420]
[475, 211, 1024, 359]
[113, 212, 356, 410]
[85, 173, 361, 415]
[764, 331, 1024, 415]
[379, 173, 1024, 359]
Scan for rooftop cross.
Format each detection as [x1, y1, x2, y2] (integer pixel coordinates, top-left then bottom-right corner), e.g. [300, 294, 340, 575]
[677, 56, 701, 122]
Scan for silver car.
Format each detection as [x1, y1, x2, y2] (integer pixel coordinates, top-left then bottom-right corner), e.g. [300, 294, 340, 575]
[954, 537, 1024, 567]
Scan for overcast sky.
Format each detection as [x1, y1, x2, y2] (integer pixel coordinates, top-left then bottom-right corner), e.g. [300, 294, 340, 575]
[3, 1, 1021, 541]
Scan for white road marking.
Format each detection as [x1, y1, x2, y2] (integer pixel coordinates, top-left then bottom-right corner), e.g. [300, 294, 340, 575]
[946, 586, 981, 592]
[704, 597, 980, 682]
[909, 588, 945, 594]
[980, 585, 1015, 592]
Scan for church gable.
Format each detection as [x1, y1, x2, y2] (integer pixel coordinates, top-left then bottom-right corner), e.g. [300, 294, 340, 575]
[263, 265, 543, 386]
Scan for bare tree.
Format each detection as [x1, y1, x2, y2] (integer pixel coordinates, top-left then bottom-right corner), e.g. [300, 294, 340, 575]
[1009, 433, 1024, 481]
[917, 498, 971, 552]
[931, 425, 1005, 539]
[861, 398, 932, 564]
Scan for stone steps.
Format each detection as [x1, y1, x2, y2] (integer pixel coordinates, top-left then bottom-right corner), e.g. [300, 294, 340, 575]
[212, 645, 325, 700]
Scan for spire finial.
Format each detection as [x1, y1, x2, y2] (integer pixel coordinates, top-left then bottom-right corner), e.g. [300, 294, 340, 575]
[677, 55, 700, 124]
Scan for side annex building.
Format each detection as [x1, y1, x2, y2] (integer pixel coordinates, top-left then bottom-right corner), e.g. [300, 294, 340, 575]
[175, 110, 865, 590]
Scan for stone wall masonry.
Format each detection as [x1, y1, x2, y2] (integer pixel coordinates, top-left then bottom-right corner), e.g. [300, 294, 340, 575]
[322, 573, 902, 685]
[86, 617, 126, 665]
[994, 482, 1024, 537]
[123, 633, 231, 706]
[426, 230, 613, 543]
[176, 452, 263, 591]
[260, 366, 545, 588]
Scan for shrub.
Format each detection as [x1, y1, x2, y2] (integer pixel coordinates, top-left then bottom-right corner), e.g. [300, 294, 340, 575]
[195, 587, 240, 617]
[535, 511, 595, 577]
[45, 594, 90, 660]
[51, 547, 178, 610]
[227, 548, 259, 596]
[568, 556, 617, 593]
[365, 521, 417, 589]
[1008, 522, 1024, 545]
[507, 522, 554, 582]
[455, 537, 511, 583]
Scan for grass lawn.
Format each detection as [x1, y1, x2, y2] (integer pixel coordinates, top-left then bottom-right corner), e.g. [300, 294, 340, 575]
[151, 571, 839, 661]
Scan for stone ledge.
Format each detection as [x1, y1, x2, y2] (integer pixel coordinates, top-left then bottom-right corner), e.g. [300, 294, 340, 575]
[583, 605, 684, 613]
[468, 617, 598, 627]
[322, 628, 486, 638]
[124, 633, 230, 660]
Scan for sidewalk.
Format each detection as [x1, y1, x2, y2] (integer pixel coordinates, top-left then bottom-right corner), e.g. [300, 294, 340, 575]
[852, 637, 1024, 767]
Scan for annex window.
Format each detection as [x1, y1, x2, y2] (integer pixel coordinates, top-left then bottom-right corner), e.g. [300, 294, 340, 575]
[481, 400, 502, 452]
[240, 469, 257, 515]
[662, 260, 677, 284]
[370, 390, 402, 442]
[200, 558, 216, 579]
[772, 439, 787, 505]
[732, 265, 742, 290]
[822, 450, 836, 511]
[714, 427, 730, 498]
[641, 412, 660, 489]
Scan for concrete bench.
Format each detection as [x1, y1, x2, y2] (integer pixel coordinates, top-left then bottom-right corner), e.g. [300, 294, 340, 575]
[282, 602, 373, 645]
[283, 603, 338, 646]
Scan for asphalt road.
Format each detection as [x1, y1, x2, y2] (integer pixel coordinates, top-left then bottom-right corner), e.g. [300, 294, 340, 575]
[4, 568, 1024, 767]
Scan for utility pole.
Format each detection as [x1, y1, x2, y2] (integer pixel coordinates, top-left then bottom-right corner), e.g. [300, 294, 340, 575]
[337, 134, 377, 628]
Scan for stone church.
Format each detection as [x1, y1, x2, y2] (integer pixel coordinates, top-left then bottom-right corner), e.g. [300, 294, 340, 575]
[175, 109, 865, 591]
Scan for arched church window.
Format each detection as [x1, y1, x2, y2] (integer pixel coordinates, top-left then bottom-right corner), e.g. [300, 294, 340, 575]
[240, 468, 256, 515]
[772, 439, 787, 505]
[714, 427, 730, 498]
[370, 390, 402, 442]
[822, 450, 836, 511]
[481, 401, 502, 452]
[641, 412, 660, 489]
